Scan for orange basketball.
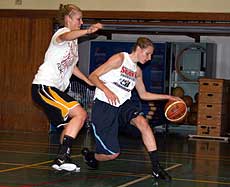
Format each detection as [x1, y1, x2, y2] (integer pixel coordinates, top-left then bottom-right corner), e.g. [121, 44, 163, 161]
[164, 100, 187, 123]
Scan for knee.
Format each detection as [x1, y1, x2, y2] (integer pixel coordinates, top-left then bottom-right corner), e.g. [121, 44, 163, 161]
[135, 117, 151, 132]
[80, 110, 87, 121]
[71, 108, 87, 121]
[107, 153, 120, 160]
[112, 153, 120, 159]
[95, 152, 120, 161]
[78, 110, 87, 127]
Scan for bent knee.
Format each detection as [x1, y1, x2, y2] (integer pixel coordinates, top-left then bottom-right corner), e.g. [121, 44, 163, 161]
[70, 106, 87, 120]
[107, 153, 120, 160]
[80, 110, 87, 121]
[134, 117, 150, 131]
[112, 153, 120, 159]
[134, 116, 148, 125]
[95, 152, 120, 161]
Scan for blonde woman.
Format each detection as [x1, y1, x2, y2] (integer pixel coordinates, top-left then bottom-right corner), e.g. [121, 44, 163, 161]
[32, 4, 102, 172]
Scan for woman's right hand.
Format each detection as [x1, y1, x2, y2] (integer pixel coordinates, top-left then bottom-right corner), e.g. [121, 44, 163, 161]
[104, 89, 120, 106]
[87, 23, 103, 34]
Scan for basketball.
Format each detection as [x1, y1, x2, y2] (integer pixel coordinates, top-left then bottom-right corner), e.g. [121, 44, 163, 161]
[164, 100, 187, 123]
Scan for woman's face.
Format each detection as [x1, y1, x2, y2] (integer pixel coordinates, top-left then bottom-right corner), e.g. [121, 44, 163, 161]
[68, 11, 83, 30]
[137, 46, 154, 64]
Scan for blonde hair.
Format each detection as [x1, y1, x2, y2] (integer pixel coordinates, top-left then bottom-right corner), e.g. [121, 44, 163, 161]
[132, 37, 154, 52]
[57, 4, 82, 26]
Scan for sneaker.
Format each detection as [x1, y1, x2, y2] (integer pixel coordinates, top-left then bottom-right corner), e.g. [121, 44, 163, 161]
[152, 163, 172, 182]
[81, 147, 98, 169]
[52, 154, 80, 172]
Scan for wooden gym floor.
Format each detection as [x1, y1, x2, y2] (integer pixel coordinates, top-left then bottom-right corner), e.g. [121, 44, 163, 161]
[0, 126, 229, 187]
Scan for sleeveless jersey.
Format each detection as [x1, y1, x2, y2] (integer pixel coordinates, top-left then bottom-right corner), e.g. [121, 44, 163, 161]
[32, 27, 78, 91]
[94, 52, 137, 107]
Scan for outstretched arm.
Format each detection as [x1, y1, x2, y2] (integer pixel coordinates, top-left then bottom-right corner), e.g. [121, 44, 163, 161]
[57, 23, 103, 42]
[135, 67, 179, 101]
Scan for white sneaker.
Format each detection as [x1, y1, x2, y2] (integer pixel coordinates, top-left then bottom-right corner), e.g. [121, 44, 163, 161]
[52, 157, 80, 172]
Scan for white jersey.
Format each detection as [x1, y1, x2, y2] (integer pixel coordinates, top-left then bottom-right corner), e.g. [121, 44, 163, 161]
[32, 27, 78, 91]
[94, 52, 137, 107]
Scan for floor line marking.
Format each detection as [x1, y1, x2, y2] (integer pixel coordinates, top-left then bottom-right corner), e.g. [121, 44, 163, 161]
[0, 149, 56, 156]
[117, 175, 152, 187]
[117, 158, 180, 165]
[173, 177, 230, 185]
[0, 162, 25, 166]
[116, 163, 182, 187]
[0, 154, 81, 173]
[0, 160, 52, 173]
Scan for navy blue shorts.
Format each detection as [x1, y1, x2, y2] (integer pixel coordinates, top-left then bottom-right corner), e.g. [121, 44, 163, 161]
[91, 99, 143, 155]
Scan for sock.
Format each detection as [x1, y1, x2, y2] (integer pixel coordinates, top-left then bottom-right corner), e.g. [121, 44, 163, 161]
[148, 150, 159, 169]
[58, 135, 74, 156]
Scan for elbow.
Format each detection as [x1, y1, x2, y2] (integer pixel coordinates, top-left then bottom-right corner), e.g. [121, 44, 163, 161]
[139, 93, 149, 100]
[88, 74, 94, 82]
[139, 94, 145, 100]
[89, 73, 97, 84]
[139, 96, 146, 100]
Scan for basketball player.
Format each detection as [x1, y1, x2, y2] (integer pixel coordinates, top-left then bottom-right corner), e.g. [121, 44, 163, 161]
[82, 37, 179, 181]
[31, 4, 102, 172]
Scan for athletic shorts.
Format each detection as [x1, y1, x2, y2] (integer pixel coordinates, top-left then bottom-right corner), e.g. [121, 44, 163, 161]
[91, 99, 143, 155]
[31, 84, 80, 127]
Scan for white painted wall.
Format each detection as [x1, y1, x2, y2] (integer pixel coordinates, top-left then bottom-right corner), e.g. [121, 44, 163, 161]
[0, 0, 229, 12]
[201, 36, 230, 79]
